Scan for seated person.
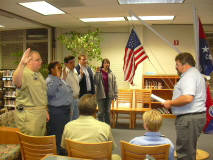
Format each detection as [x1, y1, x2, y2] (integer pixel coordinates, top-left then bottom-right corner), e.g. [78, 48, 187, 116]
[129, 109, 174, 160]
[61, 94, 120, 160]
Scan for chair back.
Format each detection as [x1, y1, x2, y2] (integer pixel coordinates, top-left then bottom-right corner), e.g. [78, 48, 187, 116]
[18, 132, 57, 160]
[135, 89, 152, 108]
[66, 139, 113, 160]
[0, 127, 20, 144]
[120, 140, 170, 160]
[114, 89, 133, 109]
[111, 89, 133, 128]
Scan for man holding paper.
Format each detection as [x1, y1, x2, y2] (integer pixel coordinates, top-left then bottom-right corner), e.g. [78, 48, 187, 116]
[163, 52, 206, 160]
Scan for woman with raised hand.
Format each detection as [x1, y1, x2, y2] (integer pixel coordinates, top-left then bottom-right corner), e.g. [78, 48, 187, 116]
[46, 61, 74, 155]
[94, 58, 118, 125]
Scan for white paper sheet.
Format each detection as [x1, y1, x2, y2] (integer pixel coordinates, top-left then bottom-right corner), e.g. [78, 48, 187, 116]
[151, 94, 166, 103]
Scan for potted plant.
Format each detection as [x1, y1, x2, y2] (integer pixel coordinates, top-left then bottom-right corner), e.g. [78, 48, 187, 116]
[58, 29, 102, 69]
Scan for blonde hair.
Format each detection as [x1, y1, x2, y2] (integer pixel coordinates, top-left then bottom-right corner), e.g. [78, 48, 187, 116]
[143, 109, 163, 132]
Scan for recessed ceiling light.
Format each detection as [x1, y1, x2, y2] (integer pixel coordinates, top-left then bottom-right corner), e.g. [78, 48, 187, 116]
[0, 25, 5, 28]
[19, 1, 65, 15]
[118, 0, 184, 4]
[80, 17, 125, 22]
[128, 16, 175, 21]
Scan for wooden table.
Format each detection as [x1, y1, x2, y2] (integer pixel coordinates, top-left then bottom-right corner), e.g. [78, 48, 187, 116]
[41, 154, 91, 160]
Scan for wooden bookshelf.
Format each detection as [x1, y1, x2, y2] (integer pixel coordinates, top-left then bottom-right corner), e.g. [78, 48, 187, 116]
[0, 69, 16, 112]
[143, 74, 179, 118]
[162, 114, 176, 119]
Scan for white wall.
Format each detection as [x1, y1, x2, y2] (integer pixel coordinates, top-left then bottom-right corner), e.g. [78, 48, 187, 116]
[100, 32, 129, 89]
[55, 24, 213, 89]
[143, 25, 195, 75]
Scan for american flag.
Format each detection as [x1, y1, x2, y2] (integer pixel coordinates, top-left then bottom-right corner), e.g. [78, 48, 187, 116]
[123, 29, 148, 84]
[199, 18, 213, 75]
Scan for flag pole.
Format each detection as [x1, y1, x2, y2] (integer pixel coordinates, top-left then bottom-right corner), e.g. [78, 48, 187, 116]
[129, 10, 181, 54]
[193, 7, 199, 69]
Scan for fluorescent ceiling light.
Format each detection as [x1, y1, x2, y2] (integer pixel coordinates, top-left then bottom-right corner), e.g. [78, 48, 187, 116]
[128, 16, 174, 20]
[118, 0, 184, 4]
[0, 25, 5, 27]
[19, 1, 65, 15]
[80, 16, 174, 22]
[80, 17, 125, 22]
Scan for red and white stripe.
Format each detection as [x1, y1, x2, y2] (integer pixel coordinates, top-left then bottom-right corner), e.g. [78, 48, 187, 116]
[123, 45, 148, 84]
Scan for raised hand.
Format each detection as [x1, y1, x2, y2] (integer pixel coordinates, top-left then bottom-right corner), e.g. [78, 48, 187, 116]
[96, 67, 101, 72]
[13, 48, 32, 88]
[80, 67, 84, 76]
[62, 68, 67, 80]
[20, 48, 31, 65]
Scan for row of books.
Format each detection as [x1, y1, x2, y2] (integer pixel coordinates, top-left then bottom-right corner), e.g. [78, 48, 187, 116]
[0, 70, 16, 111]
[4, 99, 15, 107]
[3, 81, 15, 88]
[4, 91, 16, 97]
[144, 80, 163, 89]
[2, 70, 14, 77]
[155, 107, 171, 114]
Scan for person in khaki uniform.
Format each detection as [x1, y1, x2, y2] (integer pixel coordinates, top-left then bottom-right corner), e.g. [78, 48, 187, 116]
[61, 94, 121, 160]
[13, 48, 49, 136]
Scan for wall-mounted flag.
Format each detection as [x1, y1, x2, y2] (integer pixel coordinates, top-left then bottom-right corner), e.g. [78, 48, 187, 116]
[123, 29, 148, 84]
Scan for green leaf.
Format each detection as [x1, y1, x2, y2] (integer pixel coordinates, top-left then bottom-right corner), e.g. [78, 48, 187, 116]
[58, 29, 103, 66]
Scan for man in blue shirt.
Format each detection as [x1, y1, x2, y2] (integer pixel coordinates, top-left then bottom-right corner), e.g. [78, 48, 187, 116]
[130, 109, 174, 160]
[163, 52, 206, 160]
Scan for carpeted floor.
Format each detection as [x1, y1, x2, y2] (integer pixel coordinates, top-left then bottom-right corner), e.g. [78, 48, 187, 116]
[111, 118, 213, 160]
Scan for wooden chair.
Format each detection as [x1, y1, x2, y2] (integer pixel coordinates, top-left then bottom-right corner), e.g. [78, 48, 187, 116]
[132, 89, 152, 128]
[65, 139, 112, 160]
[0, 127, 21, 160]
[120, 140, 170, 160]
[111, 89, 133, 128]
[0, 127, 20, 144]
[17, 132, 57, 160]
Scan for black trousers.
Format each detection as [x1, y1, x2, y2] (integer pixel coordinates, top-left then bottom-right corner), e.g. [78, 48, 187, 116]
[48, 105, 70, 155]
